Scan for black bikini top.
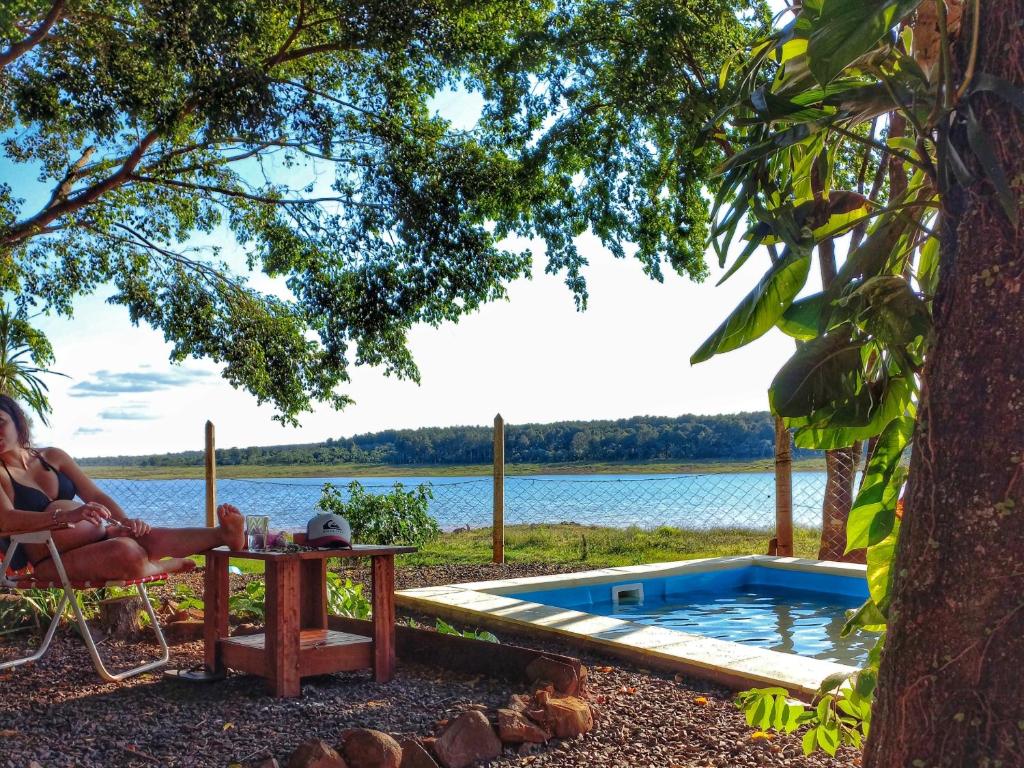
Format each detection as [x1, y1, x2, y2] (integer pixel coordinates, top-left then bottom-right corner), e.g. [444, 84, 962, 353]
[0, 452, 78, 512]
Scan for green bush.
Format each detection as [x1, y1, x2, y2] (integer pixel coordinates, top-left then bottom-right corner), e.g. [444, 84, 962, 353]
[317, 480, 439, 547]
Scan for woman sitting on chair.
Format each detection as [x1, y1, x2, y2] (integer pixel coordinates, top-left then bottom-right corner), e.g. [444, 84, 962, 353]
[0, 395, 245, 582]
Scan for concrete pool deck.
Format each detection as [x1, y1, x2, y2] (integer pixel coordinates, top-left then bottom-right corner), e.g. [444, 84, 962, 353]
[396, 555, 866, 699]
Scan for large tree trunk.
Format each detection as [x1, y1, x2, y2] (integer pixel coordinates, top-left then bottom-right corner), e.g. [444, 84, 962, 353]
[864, 2, 1024, 764]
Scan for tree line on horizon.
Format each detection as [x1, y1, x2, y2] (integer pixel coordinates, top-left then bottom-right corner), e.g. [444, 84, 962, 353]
[78, 412, 819, 467]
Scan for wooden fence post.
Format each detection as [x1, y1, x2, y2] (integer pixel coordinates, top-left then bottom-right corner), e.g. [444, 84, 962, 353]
[773, 416, 794, 556]
[205, 420, 216, 528]
[492, 413, 504, 564]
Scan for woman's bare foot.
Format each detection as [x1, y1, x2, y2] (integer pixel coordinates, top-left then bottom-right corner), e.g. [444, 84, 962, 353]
[159, 557, 198, 575]
[217, 503, 246, 551]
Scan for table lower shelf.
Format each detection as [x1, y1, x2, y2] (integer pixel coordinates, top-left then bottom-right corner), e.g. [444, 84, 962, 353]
[219, 629, 373, 678]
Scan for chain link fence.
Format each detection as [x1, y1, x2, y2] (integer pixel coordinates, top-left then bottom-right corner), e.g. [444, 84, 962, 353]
[95, 466, 853, 536]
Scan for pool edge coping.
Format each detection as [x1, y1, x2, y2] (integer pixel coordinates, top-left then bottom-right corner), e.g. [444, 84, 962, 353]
[396, 556, 864, 699]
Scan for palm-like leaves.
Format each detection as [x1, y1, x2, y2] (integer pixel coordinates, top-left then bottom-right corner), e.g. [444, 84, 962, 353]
[0, 306, 66, 425]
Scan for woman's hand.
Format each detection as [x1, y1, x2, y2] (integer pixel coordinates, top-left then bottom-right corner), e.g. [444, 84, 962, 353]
[123, 518, 152, 537]
[59, 501, 112, 526]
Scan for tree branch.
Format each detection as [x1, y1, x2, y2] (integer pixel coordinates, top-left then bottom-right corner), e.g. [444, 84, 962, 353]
[0, 0, 65, 70]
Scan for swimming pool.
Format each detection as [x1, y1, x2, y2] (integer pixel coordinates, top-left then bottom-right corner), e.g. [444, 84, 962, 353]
[508, 564, 871, 665]
[396, 556, 869, 697]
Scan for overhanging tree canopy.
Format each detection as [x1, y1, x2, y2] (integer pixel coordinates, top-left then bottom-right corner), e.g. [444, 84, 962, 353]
[0, 0, 763, 423]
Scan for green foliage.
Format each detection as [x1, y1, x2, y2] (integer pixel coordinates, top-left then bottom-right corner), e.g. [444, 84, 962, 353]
[81, 412, 821, 468]
[434, 618, 499, 643]
[688, 0, 1024, 754]
[228, 579, 266, 623]
[0, 303, 66, 424]
[0, 0, 765, 424]
[317, 480, 439, 547]
[326, 572, 371, 620]
[0, 588, 98, 635]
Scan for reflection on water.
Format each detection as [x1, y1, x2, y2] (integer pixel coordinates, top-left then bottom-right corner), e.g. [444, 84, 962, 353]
[598, 586, 871, 665]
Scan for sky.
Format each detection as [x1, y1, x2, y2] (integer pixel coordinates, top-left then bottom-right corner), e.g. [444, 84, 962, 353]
[10, 39, 805, 459]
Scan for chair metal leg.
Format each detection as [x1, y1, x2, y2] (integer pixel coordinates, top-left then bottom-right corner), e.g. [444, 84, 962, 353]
[0, 591, 67, 671]
[66, 581, 170, 683]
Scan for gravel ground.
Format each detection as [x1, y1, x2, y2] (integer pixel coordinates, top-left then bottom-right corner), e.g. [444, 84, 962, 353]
[0, 563, 859, 768]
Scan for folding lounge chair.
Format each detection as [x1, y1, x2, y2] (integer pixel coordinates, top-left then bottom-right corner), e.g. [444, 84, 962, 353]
[0, 524, 169, 681]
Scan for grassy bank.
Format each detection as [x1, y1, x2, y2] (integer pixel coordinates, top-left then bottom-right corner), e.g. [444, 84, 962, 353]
[197, 523, 821, 574]
[87, 457, 826, 480]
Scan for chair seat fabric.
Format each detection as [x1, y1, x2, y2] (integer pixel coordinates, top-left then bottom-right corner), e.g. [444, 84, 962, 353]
[9, 573, 169, 590]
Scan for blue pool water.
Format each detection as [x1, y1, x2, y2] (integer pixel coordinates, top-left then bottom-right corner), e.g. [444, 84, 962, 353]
[508, 565, 872, 665]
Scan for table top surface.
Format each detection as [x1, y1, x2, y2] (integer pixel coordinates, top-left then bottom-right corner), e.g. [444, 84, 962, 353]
[207, 543, 417, 561]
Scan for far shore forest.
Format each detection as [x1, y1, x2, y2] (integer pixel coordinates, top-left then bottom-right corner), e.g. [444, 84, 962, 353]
[81, 411, 825, 479]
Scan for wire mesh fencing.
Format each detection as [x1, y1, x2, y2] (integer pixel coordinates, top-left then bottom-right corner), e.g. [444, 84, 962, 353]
[95, 467, 847, 536]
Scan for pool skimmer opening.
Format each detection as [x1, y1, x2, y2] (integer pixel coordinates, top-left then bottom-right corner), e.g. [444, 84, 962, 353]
[612, 583, 644, 608]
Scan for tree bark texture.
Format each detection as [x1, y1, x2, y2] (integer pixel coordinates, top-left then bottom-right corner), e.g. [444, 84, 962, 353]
[865, 2, 1024, 764]
[818, 444, 864, 562]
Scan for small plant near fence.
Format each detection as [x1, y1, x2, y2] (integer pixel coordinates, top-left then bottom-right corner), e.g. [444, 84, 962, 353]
[317, 480, 439, 547]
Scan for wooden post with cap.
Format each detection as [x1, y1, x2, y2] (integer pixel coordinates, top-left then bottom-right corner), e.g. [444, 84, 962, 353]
[492, 413, 504, 563]
[205, 420, 216, 528]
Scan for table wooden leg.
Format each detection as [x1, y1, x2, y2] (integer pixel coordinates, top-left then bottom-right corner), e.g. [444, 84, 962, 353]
[371, 554, 395, 682]
[203, 551, 229, 676]
[300, 559, 328, 630]
[265, 559, 301, 697]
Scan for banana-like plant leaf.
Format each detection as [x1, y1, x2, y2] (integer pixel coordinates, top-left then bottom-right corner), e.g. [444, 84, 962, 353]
[769, 326, 865, 418]
[866, 519, 900, 612]
[778, 293, 827, 340]
[806, 0, 921, 86]
[969, 72, 1024, 114]
[691, 249, 812, 364]
[965, 105, 1019, 225]
[819, 213, 912, 331]
[916, 236, 939, 296]
[793, 373, 913, 449]
[846, 414, 914, 551]
[842, 598, 887, 636]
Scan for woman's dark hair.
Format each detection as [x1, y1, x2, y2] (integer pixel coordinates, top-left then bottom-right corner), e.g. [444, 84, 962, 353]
[0, 396, 32, 448]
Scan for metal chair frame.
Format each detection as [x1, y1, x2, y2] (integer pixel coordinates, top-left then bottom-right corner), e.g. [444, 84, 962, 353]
[0, 527, 169, 681]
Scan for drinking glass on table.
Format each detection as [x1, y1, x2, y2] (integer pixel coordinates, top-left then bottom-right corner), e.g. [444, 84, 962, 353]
[244, 515, 270, 551]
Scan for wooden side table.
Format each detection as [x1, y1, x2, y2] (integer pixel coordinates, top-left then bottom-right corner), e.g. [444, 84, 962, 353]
[203, 544, 416, 697]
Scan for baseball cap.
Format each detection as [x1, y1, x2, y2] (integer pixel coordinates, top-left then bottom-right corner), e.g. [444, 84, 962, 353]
[306, 513, 352, 547]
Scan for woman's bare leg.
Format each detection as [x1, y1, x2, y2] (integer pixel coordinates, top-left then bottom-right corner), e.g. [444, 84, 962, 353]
[31, 538, 174, 583]
[123, 503, 246, 560]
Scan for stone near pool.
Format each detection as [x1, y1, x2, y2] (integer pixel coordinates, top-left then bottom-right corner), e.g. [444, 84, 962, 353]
[287, 739, 348, 768]
[432, 710, 502, 768]
[398, 739, 439, 768]
[544, 695, 594, 738]
[497, 708, 551, 743]
[341, 729, 402, 768]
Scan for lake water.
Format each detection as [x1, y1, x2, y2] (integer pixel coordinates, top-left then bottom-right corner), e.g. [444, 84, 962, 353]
[96, 471, 830, 532]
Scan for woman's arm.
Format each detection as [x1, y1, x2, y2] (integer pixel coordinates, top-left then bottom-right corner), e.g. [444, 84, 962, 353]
[42, 447, 147, 534]
[0, 484, 110, 532]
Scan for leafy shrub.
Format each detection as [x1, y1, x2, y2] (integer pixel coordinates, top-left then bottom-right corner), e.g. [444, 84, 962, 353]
[229, 580, 266, 622]
[326, 572, 371, 619]
[434, 618, 499, 643]
[0, 588, 99, 636]
[317, 480, 439, 547]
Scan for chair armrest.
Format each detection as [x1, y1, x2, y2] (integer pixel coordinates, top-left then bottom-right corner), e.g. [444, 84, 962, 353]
[0, 522, 73, 538]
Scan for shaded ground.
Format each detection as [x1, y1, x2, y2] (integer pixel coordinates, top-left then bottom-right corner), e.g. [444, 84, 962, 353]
[0, 563, 858, 767]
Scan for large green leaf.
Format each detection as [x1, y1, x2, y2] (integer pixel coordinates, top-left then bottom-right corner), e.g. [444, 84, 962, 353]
[966, 105, 1019, 226]
[691, 250, 812, 364]
[769, 326, 865, 418]
[819, 213, 913, 331]
[777, 293, 827, 340]
[793, 373, 913, 449]
[866, 519, 900, 612]
[806, 0, 922, 86]
[846, 413, 913, 550]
